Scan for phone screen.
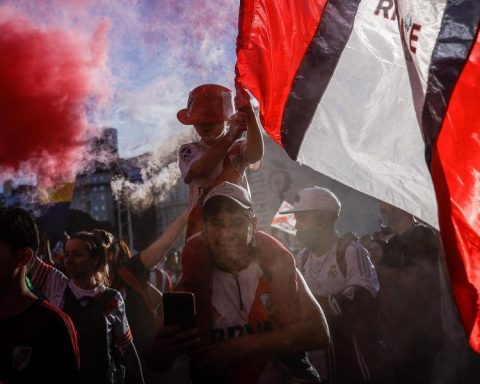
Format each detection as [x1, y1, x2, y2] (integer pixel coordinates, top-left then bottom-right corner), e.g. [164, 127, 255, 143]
[163, 292, 196, 329]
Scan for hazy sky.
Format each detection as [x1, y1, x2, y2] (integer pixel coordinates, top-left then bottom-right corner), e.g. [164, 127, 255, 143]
[1, 0, 239, 160]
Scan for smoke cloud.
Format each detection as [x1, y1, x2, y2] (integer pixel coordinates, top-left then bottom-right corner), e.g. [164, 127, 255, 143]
[111, 131, 196, 213]
[1, 0, 240, 164]
[0, 7, 111, 188]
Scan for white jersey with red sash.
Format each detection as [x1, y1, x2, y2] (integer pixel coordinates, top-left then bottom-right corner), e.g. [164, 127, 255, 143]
[209, 260, 281, 384]
[211, 261, 273, 341]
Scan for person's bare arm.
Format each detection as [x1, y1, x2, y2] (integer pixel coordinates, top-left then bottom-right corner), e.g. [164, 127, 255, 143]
[243, 107, 264, 164]
[284, 271, 330, 350]
[139, 210, 188, 269]
[235, 89, 264, 164]
[184, 126, 244, 184]
[254, 231, 299, 326]
[239, 272, 329, 354]
[145, 282, 163, 316]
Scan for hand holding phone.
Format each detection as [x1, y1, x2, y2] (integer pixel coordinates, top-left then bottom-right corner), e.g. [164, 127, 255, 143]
[145, 324, 200, 372]
[163, 292, 196, 329]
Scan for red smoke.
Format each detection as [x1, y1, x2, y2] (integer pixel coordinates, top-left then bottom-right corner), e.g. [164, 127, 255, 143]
[0, 13, 110, 188]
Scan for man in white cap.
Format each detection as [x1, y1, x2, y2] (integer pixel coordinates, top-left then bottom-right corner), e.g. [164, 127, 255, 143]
[281, 187, 386, 383]
[145, 182, 329, 384]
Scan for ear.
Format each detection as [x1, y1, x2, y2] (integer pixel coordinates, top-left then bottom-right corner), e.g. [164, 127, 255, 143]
[16, 247, 34, 269]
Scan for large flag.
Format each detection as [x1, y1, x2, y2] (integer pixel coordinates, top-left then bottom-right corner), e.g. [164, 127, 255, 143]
[236, 0, 480, 352]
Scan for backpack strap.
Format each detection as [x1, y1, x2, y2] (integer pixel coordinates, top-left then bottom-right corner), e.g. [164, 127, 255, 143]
[336, 232, 358, 278]
[300, 249, 311, 274]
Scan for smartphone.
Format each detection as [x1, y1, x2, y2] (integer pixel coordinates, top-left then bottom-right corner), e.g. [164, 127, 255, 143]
[162, 292, 196, 329]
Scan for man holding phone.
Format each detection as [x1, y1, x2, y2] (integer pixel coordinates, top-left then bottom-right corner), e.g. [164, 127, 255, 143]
[146, 182, 330, 383]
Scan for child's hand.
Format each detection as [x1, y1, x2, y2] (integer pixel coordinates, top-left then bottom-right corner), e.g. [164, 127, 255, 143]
[227, 112, 248, 140]
[234, 87, 252, 111]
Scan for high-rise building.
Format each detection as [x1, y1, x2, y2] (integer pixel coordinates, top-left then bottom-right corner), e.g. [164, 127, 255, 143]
[69, 128, 120, 226]
[70, 171, 116, 225]
[0, 180, 37, 212]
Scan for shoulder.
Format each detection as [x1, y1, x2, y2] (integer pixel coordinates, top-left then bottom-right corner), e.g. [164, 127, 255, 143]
[30, 301, 80, 368]
[254, 231, 295, 273]
[179, 142, 204, 160]
[403, 223, 440, 261]
[35, 300, 71, 323]
[342, 242, 372, 267]
[345, 242, 367, 256]
[106, 288, 124, 303]
[406, 223, 438, 242]
[35, 301, 78, 342]
[102, 288, 126, 315]
[255, 231, 293, 257]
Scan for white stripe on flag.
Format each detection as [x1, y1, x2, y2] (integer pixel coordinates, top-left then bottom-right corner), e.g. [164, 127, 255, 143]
[397, 0, 448, 93]
[297, 0, 438, 228]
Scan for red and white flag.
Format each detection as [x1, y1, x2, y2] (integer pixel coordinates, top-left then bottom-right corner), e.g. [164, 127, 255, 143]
[236, 0, 480, 352]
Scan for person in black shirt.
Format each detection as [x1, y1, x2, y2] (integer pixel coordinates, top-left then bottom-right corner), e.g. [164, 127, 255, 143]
[0, 207, 80, 384]
[378, 202, 444, 384]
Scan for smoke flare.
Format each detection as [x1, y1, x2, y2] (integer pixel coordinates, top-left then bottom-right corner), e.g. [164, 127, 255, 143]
[0, 10, 110, 188]
[111, 131, 196, 212]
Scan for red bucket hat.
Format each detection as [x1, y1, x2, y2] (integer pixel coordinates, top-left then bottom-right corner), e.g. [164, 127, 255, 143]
[177, 84, 234, 125]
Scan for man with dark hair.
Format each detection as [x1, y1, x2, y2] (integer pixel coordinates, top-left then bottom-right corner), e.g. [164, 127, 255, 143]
[0, 207, 81, 384]
[146, 182, 329, 384]
[379, 202, 444, 383]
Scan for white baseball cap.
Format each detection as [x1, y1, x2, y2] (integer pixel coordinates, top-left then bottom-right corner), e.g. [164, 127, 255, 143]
[280, 187, 341, 215]
[203, 182, 252, 210]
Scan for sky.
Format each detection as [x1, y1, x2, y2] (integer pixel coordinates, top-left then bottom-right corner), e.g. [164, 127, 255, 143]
[0, 0, 239, 187]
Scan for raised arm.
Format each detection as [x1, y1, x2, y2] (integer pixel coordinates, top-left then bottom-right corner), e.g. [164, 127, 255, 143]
[28, 256, 69, 305]
[183, 126, 244, 184]
[139, 210, 188, 270]
[237, 90, 264, 164]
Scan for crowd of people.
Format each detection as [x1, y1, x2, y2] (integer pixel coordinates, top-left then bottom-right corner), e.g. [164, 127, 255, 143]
[1, 83, 480, 384]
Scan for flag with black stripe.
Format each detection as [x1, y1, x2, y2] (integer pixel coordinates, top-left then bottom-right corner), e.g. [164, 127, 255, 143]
[236, 0, 480, 352]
